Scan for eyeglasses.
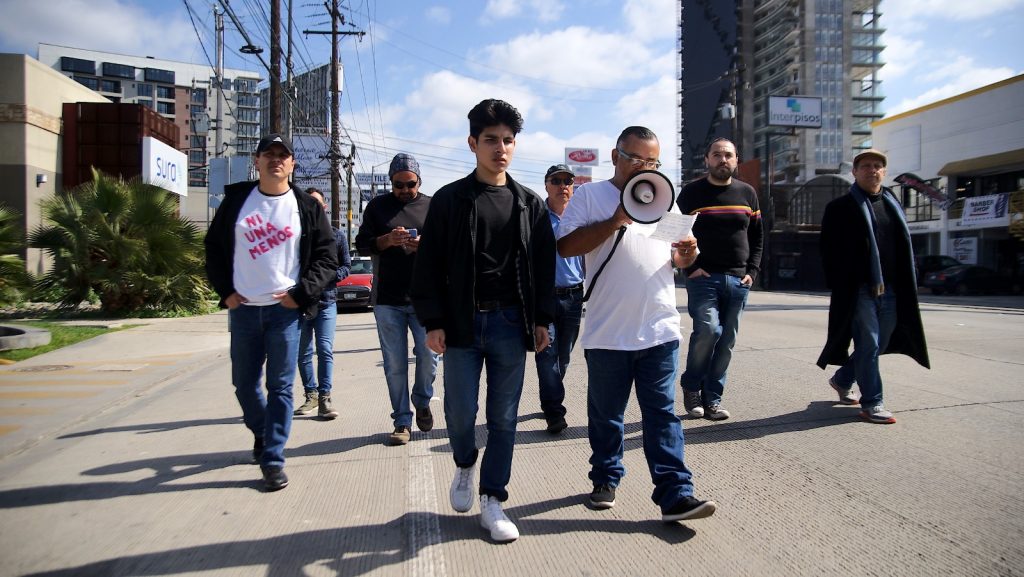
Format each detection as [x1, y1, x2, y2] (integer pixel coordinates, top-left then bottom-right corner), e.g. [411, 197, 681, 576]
[616, 147, 661, 170]
[548, 177, 574, 186]
[392, 180, 418, 190]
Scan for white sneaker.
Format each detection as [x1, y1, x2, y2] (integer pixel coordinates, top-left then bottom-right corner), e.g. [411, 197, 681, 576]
[449, 464, 477, 513]
[479, 495, 519, 542]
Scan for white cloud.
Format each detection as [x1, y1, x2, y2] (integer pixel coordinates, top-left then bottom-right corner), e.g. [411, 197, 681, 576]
[886, 56, 1018, 114]
[0, 0, 199, 62]
[614, 74, 680, 176]
[480, 0, 565, 23]
[425, 6, 451, 25]
[881, 0, 1024, 21]
[480, 26, 657, 89]
[877, 33, 925, 84]
[623, 0, 677, 40]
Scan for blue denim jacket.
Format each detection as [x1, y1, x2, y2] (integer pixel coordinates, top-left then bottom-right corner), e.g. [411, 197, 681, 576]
[318, 228, 352, 307]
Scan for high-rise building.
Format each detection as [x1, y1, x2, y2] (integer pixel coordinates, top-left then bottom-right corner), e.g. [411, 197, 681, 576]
[679, 0, 884, 185]
[36, 43, 263, 225]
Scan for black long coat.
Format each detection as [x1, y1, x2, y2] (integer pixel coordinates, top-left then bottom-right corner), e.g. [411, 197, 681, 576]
[816, 189, 930, 370]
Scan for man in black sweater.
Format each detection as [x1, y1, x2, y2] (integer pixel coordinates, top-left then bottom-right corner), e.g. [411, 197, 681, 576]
[355, 153, 439, 446]
[677, 138, 763, 421]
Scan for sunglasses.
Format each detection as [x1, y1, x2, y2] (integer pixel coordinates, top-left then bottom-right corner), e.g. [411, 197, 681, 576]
[548, 177, 574, 186]
[392, 180, 418, 190]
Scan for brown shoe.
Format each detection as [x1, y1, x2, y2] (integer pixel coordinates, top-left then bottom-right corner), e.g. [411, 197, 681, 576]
[295, 391, 318, 415]
[415, 405, 434, 432]
[318, 395, 339, 420]
[387, 426, 411, 446]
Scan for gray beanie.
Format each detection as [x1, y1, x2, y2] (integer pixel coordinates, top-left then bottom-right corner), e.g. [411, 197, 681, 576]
[388, 153, 421, 179]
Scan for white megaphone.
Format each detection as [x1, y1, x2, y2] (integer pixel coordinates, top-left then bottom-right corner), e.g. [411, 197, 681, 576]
[621, 170, 676, 224]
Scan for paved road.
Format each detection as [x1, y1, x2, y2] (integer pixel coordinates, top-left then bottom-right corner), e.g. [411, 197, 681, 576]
[0, 291, 1021, 577]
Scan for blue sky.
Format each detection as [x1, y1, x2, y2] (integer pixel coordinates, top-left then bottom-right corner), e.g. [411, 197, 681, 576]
[1, 0, 1021, 195]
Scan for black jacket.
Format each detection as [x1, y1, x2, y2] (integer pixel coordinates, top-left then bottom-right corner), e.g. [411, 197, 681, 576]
[204, 180, 338, 319]
[410, 171, 555, 351]
[816, 187, 929, 369]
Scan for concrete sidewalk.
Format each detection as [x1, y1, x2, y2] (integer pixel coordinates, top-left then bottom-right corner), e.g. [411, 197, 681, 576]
[0, 292, 1021, 577]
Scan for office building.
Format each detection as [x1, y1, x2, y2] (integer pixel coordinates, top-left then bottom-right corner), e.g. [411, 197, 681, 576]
[36, 43, 262, 226]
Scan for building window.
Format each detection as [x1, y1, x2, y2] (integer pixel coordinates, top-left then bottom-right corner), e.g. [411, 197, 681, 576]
[73, 76, 99, 90]
[192, 88, 207, 105]
[102, 62, 135, 79]
[189, 150, 207, 164]
[61, 57, 95, 74]
[136, 83, 153, 97]
[156, 85, 176, 99]
[144, 68, 175, 84]
[99, 79, 122, 93]
[137, 98, 153, 109]
[157, 101, 175, 115]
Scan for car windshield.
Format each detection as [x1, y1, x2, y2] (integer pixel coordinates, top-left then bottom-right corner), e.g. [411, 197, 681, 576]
[350, 259, 373, 274]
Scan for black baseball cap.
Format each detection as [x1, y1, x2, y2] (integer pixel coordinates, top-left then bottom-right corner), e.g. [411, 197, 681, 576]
[545, 164, 575, 179]
[255, 133, 294, 155]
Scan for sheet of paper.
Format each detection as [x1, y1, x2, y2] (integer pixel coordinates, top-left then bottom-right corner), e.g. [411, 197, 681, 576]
[648, 212, 697, 242]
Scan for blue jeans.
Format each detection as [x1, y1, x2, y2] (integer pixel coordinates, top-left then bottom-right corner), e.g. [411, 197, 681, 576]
[374, 304, 439, 428]
[229, 304, 301, 468]
[534, 289, 583, 419]
[585, 340, 695, 512]
[832, 285, 897, 408]
[681, 273, 751, 406]
[298, 304, 337, 396]
[443, 307, 527, 502]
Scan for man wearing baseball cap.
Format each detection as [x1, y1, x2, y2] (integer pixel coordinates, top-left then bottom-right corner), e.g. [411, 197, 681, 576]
[534, 164, 584, 434]
[355, 153, 439, 446]
[818, 148, 930, 424]
[205, 133, 338, 491]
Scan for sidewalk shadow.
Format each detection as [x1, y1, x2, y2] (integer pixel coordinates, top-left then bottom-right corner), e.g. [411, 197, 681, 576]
[58, 417, 241, 439]
[678, 401, 861, 445]
[22, 498, 695, 577]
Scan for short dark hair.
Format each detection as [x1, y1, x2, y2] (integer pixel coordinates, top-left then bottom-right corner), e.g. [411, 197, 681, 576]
[468, 99, 523, 139]
[706, 137, 736, 156]
[306, 187, 322, 196]
[615, 126, 658, 148]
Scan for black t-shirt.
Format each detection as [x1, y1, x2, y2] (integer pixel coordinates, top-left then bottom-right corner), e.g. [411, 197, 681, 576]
[868, 192, 898, 288]
[474, 184, 520, 303]
[354, 192, 431, 306]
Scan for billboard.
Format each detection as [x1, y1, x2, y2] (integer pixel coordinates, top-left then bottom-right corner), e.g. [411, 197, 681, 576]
[141, 136, 188, 196]
[565, 147, 599, 167]
[767, 96, 823, 128]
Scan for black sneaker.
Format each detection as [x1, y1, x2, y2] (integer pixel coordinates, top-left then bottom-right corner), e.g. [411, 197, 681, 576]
[415, 405, 434, 432]
[683, 390, 704, 418]
[589, 484, 616, 509]
[261, 466, 289, 492]
[662, 496, 717, 522]
[545, 415, 568, 434]
[705, 403, 731, 421]
[252, 436, 264, 463]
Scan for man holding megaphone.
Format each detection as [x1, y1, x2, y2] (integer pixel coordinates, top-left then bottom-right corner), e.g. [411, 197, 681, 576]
[558, 126, 717, 523]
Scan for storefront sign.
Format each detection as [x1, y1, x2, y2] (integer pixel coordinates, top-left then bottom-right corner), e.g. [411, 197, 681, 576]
[565, 147, 599, 167]
[961, 193, 1009, 226]
[141, 137, 187, 196]
[767, 96, 823, 128]
[951, 237, 977, 265]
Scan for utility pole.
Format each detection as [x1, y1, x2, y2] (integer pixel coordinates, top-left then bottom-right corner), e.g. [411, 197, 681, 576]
[285, 0, 294, 140]
[345, 143, 355, 247]
[304, 1, 364, 232]
[214, 7, 224, 157]
[270, 0, 282, 133]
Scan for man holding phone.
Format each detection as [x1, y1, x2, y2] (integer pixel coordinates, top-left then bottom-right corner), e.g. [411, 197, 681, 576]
[355, 153, 440, 446]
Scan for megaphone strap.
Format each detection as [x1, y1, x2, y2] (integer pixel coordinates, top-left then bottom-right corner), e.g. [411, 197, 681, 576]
[582, 226, 627, 303]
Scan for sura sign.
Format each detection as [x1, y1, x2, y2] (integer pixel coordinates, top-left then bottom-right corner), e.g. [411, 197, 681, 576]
[142, 137, 187, 196]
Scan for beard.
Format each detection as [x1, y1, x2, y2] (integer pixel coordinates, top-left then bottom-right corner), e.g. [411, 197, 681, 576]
[710, 164, 734, 180]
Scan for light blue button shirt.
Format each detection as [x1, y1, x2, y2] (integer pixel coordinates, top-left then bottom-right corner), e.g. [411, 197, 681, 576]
[549, 208, 584, 288]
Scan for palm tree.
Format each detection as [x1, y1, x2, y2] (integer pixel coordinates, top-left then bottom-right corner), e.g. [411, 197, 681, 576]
[29, 169, 211, 314]
[0, 204, 30, 306]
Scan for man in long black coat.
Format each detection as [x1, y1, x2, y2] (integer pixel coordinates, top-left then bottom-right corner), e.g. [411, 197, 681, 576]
[817, 149, 929, 424]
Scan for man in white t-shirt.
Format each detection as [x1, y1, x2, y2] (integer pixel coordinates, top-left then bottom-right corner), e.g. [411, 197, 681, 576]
[558, 126, 717, 522]
[205, 133, 338, 492]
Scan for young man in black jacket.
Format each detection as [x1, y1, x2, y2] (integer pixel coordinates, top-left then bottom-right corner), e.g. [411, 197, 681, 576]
[204, 133, 338, 491]
[411, 99, 555, 543]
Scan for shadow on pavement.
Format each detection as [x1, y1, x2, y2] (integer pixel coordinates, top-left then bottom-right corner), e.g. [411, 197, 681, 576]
[22, 498, 695, 577]
[58, 417, 242, 439]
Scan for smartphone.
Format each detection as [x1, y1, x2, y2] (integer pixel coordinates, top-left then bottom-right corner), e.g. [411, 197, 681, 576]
[407, 228, 418, 239]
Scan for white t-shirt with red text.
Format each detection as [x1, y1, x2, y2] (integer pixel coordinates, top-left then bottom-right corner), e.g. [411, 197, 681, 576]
[232, 186, 302, 306]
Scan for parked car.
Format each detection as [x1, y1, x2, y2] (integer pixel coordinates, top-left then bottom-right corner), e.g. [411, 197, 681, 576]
[923, 265, 1017, 295]
[914, 254, 961, 286]
[336, 256, 373, 310]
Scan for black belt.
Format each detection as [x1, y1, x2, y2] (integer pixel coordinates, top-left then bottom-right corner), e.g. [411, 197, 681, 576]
[476, 299, 519, 312]
[555, 283, 583, 295]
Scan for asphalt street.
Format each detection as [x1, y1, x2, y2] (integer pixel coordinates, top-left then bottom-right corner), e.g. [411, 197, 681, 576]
[0, 290, 1021, 577]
